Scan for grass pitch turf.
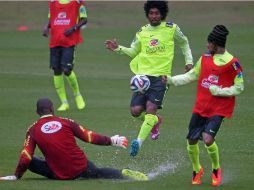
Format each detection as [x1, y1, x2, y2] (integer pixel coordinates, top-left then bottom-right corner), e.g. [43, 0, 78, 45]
[0, 2, 253, 190]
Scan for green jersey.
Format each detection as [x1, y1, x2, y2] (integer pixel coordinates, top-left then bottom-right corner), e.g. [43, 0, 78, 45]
[116, 21, 193, 76]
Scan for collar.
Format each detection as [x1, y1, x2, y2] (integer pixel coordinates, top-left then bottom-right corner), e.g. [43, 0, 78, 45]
[40, 114, 53, 118]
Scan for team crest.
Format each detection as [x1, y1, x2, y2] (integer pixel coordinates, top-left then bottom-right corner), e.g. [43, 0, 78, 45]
[41, 121, 62, 134]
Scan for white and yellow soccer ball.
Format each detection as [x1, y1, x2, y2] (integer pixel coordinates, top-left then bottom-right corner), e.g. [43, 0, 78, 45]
[130, 75, 150, 94]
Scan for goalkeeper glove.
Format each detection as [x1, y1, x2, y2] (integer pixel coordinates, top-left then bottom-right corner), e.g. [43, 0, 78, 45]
[0, 175, 17, 180]
[111, 135, 128, 149]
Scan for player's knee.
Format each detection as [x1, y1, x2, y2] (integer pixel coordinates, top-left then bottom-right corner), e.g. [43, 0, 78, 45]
[63, 68, 72, 76]
[203, 133, 214, 146]
[130, 107, 142, 117]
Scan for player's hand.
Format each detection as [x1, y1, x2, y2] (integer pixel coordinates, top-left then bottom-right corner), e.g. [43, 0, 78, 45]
[184, 64, 193, 73]
[64, 26, 77, 37]
[0, 175, 17, 180]
[161, 75, 168, 84]
[105, 39, 118, 51]
[42, 28, 49, 37]
[209, 85, 220, 95]
[111, 135, 128, 149]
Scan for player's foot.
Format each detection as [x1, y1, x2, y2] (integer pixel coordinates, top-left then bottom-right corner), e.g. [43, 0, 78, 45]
[75, 94, 85, 110]
[192, 167, 204, 185]
[122, 169, 148, 181]
[130, 139, 140, 157]
[150, 115, 162, 140]
[57, 103, 69, 111]
[211, 168, 222, 186]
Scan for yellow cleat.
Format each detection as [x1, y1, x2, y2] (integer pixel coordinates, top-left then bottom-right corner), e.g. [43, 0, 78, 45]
[57, 103, 69, 111]
[122, 169, 148, 181]
[75, 95, 85, 110]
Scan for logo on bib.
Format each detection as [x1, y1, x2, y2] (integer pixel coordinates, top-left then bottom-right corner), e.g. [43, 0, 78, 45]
[201, 74, 219, 88]
[41, 121, 62, 134]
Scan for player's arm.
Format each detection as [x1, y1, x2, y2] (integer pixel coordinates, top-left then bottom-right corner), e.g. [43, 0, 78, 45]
[0, 130, 37, 180]
[105, 34, 141, 58]
[42, 19, 50, 37]
[64, 4, 88, 36]
[168, 57, 201, 86]
[209, 64, 244, 96]
[174, 25, 194, 72]
[69, 120, 128, 148]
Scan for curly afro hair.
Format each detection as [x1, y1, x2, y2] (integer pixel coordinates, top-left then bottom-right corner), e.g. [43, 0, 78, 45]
[144, 1, 169, 20]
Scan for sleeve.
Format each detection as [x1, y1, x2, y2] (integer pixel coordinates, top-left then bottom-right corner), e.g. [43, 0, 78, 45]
[170, 57, 201, 86]
[14, 130, 36, 179]
[209, 63, 244, 96]
[69, 120, 112, 145]
[174, 25, 193, 65]
[114, 34, 141, 58]
[79, 4, 87, 18]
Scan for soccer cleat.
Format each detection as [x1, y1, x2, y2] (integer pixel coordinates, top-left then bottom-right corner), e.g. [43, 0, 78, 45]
[75, 94, 85, 110]
[57, 103, 69, 111]
[192, 167, 204, 185]
[150, 115, 162, 140]
[212, 168, 222, 186]
[130, 139, 140, 157]
[122, 169, 148, 181]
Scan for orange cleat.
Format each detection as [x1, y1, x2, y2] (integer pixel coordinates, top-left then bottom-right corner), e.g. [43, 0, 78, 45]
[212, 168, 222, 186]
[192, 168, 204, 185]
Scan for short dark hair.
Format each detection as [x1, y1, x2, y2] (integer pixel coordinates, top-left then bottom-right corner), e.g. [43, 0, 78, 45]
[144, 1, 169, 20]
[36, 98, 53, 115]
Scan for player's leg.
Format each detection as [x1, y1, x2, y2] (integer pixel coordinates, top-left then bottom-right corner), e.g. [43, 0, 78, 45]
[79, 161, 147, 181]
[50, 47, 69, 111]
[203, 115, 224, 186]
[62, 46, 85, 110]
[28, 156, 56, 179]
[186, 113, 205, 185]
[129, 93, 146, 157]
[147, 76, 168, 140]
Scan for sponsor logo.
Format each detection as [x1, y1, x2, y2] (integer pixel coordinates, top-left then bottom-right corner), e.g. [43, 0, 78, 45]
[232, 62, 241, 70]
[41, 121, 62, 134]
[58, 12, 66, 19]
[54, 12, 70, 26]
[201, 74, 219, 88]
[209, 129, 215, 134]
[149, 39, 159, 46]
[146, 44, 166, 54]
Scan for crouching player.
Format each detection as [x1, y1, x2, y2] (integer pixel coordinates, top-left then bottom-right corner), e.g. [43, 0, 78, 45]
[0, 98, 147, 181]
[168, 25, 244, 186]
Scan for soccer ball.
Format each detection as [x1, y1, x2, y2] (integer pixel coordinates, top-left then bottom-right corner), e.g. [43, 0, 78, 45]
[130, 75, 150, 94]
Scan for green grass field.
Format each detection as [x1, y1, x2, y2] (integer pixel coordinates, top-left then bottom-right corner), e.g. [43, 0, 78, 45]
[0, 1, 254, 190]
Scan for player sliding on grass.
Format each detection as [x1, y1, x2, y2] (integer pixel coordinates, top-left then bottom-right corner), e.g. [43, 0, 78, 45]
[105, 1, 193, 157]
[0, 98, 147, 181]
[168, 25, 244, 186]
[43, 0, 86, 111]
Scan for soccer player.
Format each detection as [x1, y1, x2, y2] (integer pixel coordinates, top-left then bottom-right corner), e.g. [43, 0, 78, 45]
[0, 98, 148, 181]
[168, 25, 244, 186]
[42, 0, 86, 111]
[105, 1, 193, 157]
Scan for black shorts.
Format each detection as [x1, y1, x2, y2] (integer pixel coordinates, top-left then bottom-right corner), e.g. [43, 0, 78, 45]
[186, 113, 224, 140]
[50, 46, 76, 70]
[130, 76, 168, 109]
